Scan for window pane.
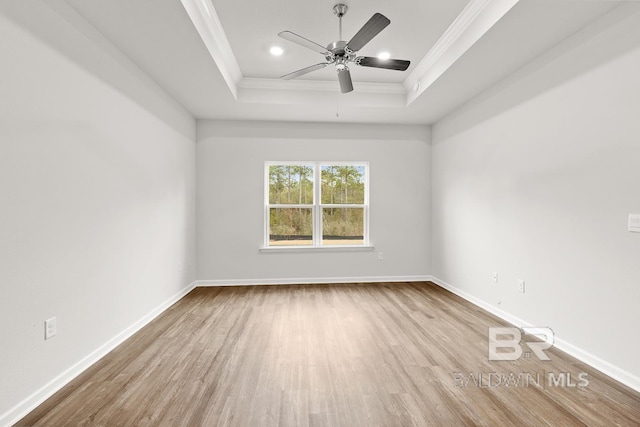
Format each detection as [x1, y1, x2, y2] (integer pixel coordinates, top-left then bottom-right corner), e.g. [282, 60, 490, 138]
[269, 165, 314, 204]
[322, 208, 364, 245]
[269, 208, 313, 246]
[321, 165, 365, 204]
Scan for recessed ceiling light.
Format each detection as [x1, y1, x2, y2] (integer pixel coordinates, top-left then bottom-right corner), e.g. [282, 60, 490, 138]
[377, 51, 391, 60]
[270, 46, 284, 56]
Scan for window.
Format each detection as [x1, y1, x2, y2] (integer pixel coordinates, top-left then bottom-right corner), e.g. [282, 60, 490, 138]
[265, 162, 369, 248]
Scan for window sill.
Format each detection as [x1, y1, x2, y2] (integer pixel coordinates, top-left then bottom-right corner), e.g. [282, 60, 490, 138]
[259, 245, 375, 254]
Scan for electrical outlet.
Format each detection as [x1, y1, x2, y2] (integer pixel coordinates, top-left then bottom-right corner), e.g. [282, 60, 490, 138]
[518, 280, 525, 294]
[377, 252, 383, 260]
[45, 317, 57, 340]
[492, 272, 498, 283]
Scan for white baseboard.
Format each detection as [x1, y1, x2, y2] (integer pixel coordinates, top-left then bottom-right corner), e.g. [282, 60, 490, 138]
[0, 281, 197, 427]
[551, 336, 640, 392]
[6, 276, 636, 426]
[428, 275, 640, 393]
[427, 275, 525, 327]
[196, 275, 431, 287]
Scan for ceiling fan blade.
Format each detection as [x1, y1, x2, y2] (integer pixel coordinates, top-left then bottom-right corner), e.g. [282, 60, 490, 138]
[278, 31, 329, 55]
[355, 56, 410, 71]
[337, 68, 353, 93]
[346, 13, 390, 52]
[281, 63, 329, 80]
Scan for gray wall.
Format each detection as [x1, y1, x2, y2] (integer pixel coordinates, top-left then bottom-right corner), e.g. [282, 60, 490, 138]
[3, 0, 640, 422]
[0, 2, 197, 421]
[431, 5, 640, 385]
[197, 120, 431, 283]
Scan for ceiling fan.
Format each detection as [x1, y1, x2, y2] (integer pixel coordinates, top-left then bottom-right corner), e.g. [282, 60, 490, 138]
[278, 4, 410, 93]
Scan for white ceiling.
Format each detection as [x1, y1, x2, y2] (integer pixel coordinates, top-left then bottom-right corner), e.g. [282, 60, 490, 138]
[61, 0, 624, 125]
[213, 0, 469, 83]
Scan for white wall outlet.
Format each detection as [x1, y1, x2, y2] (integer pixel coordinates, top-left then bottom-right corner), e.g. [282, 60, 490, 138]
[45, 317, 57, 340]
[518, 280, 525, 294]
[492, 272, 498, 283]
[629, 214, 640, 232]
[377, 252, 383, 260]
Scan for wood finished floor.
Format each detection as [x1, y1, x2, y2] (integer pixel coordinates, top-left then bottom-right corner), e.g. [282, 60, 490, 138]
[17, 282, 640, 426]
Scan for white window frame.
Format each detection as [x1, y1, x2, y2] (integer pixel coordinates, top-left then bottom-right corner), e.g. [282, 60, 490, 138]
[261, 161, 372, 252]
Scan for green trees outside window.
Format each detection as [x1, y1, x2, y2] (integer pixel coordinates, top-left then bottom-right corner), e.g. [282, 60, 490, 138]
[266, 163, 368, 247]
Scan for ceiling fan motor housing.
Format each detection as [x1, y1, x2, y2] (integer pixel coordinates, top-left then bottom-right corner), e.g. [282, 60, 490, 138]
[325, 40, 356, 64]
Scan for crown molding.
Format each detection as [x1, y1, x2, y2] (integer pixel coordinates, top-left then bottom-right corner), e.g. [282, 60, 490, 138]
[404, 0, 520, 105]
[237, 79, 406, 108]
[180, 0, 242, 99]
[181, 0, 519, 108]
[238, 77, 406, 94]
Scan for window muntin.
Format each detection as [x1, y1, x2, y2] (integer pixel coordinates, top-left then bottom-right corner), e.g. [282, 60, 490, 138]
[266, 162, 368, 248]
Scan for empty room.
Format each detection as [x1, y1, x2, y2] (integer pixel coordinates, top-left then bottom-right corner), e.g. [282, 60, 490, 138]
[1, 0, 640, 425]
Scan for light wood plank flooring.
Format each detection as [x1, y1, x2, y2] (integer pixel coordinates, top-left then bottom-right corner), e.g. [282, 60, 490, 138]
[17, 282, 640, 426]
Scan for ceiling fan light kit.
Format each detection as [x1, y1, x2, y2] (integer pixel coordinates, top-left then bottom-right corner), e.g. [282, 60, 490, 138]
[278, 4, 411, 94]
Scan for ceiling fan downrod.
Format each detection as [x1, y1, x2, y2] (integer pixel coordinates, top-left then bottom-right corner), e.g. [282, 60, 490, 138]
[330, 3, 354, 83]
[333, 4, 348, 41]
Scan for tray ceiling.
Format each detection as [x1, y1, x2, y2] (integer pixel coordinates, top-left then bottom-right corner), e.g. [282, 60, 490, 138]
[58, 0, 626, 124]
